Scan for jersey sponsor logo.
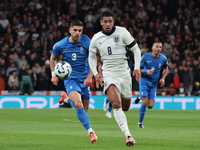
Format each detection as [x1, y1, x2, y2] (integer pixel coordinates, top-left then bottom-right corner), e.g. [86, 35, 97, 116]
[63, 48, 68, 51]
[147, 61, 152, 63]
[70, 86, 73, 89]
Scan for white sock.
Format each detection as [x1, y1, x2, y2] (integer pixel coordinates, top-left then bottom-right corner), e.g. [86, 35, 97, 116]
[87, 128, 94, 134]
[113, 108, 131, 137]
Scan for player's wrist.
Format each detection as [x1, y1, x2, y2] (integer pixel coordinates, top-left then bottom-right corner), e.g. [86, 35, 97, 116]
[51, 71, 56, 77]
[142, 69, 147, 73]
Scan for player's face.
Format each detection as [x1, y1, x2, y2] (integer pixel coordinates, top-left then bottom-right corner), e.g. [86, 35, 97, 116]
[69, 26, 83, 42]
[100, 17, 115, 34]
[152, 43, 162, 56]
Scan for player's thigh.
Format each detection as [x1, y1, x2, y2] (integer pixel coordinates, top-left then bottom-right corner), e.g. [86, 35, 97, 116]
[120, 74, 132, 99]
[65, 80, 81, 96]
[139, 80, 149, 98]
[65, 80, 83, 108]
[106, 84, 121, 109]
[148, 86, 157, 102]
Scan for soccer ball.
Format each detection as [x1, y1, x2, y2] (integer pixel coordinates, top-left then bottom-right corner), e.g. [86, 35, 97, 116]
[54, 61, 72, 80]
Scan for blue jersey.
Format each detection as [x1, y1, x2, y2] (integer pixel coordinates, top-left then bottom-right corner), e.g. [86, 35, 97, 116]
[52, 34, 91, 80]
[141, 52, 168, 84]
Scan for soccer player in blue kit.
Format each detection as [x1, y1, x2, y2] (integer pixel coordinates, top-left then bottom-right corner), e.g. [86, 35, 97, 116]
[138, 41, 169, 128]
[50, 20, 97, 143]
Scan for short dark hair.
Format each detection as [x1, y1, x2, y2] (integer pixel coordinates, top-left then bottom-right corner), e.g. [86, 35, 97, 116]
[70, 19, 84, 28]
[100, 10, 114, 20]
[152, 41, 162, 46]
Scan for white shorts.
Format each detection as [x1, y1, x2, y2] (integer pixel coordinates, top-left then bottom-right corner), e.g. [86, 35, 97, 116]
[103, 74, 132, 99]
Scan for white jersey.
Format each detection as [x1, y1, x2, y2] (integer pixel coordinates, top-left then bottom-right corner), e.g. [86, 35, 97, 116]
[89, 26, 134, 77]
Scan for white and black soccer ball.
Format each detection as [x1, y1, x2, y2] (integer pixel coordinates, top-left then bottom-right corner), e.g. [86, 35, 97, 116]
[54, 61, 72, 80]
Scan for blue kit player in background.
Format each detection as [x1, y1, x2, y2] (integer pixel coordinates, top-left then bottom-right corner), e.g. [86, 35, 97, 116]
[50, 20, 98, 143]
[138, 41, 169, 128]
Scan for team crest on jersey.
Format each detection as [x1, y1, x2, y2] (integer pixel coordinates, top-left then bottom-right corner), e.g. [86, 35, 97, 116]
[113, 36, 120, 45]
[80, 46, 84, 53]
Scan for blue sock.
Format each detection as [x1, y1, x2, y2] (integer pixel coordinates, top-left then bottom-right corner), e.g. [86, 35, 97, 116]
[76, 107, 91, 130]
[105, 97, 110, 104]
[108, 102, 112, 112]
[68, 99, 75, 108]
[139, 104, 146, 123]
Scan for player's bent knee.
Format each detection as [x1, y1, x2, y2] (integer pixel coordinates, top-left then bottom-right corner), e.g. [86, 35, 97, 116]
[74, 101, 84, 109]
[111, 102, 121, 109]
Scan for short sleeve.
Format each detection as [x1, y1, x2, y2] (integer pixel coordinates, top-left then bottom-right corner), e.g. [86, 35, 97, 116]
[52, 43, 61, 58]
[89, 35, 97, 53]
[122, 28, 135, 45]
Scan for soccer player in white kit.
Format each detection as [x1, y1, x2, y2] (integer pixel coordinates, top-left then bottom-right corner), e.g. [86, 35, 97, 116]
[88, 10, 141, 147]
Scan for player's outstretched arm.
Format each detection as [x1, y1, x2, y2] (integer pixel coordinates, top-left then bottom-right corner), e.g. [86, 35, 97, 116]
[50, 52, 59, 86]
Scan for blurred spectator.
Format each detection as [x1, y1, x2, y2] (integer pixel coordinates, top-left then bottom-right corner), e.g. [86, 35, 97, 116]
[193, 82, 200, 96]
[18, 64, 28, 83]
[84, 10, 96, 35]
[27, 52, 37, 69]
[0, 58, 7, 71]
[48, 33, 55, 50]
[9, 81, 19, 92]
[177, 82, 185, 96]
[183, 65, 193, 93]
[173, 68, 180, 90]
[31, 66, 37, 90]
[0, 14, 9, 30]
[0, 73, 5, 91]
[4, 27, 14, 42]
[6, 60, 18, 77]
[37, 66, 49, 90]
[166, 83, 176, 96]
[34, 62, 41, 74]
[8, 71, 19, 89]
[18, 27, 26, 38]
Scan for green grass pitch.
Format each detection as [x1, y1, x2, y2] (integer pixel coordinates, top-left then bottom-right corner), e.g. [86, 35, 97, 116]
[0, 109, 199, 150]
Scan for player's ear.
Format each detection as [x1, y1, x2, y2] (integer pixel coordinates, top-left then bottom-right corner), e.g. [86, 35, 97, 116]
[68, 28, 71, 34]
[100, 20, 102, 26]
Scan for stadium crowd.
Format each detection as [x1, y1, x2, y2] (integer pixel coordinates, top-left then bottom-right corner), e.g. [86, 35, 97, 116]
[0, 0, 200, 96]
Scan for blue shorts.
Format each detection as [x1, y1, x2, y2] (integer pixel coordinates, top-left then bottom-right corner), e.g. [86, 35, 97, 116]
[64, 78, 90, 100]
[139, 79, 157, 101]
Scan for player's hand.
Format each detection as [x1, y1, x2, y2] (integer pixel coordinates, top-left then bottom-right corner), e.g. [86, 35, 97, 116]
[51, 76, 59, 86]
[147, 70, 153, 75]
[95, 74, 103, 89]
[132, 70, 141, 82]
[159, 79, 165, 87]
[84, 77, 92, 86]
